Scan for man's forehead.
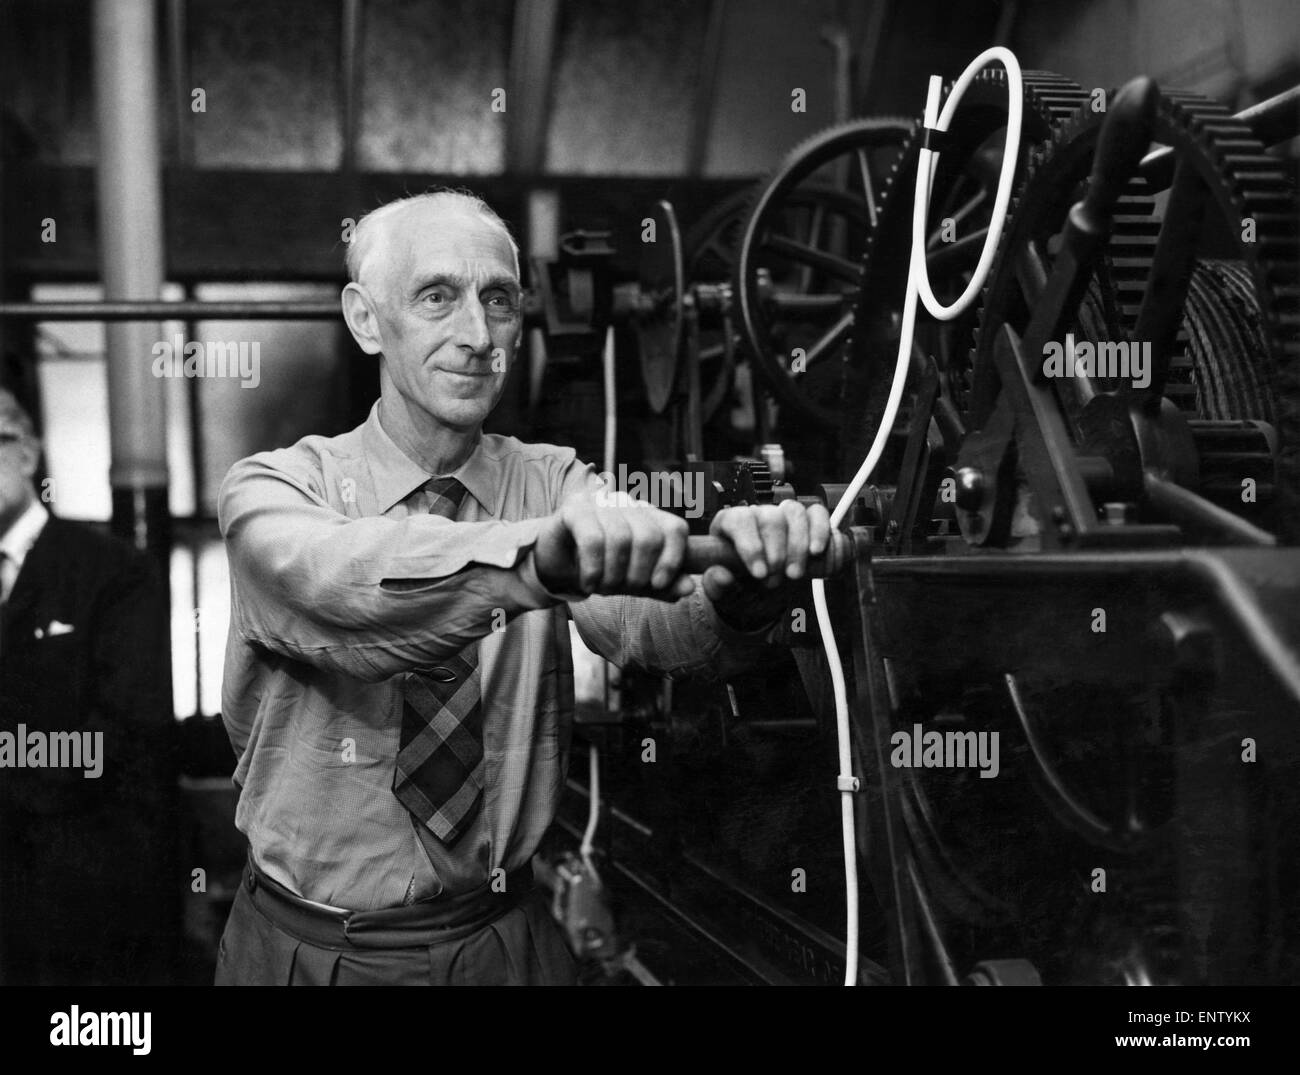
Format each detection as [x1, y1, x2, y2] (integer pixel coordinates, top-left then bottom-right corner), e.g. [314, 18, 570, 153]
[382, 204, 517, 283]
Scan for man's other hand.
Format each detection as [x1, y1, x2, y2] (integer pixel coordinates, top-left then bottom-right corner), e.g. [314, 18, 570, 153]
[536, 491, 694, 600]
[701, 501, 832, 630]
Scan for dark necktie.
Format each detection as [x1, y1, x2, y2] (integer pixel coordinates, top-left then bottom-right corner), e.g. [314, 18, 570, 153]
[392, 477, 485, 845]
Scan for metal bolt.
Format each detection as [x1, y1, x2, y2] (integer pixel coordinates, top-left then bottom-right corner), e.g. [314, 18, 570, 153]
[1102, 501, 1136, 525]
[953, 466, 985, 510]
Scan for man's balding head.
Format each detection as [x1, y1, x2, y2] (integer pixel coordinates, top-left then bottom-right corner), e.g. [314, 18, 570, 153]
[346, 190, 520, 294]
[339, 189, 524, 444]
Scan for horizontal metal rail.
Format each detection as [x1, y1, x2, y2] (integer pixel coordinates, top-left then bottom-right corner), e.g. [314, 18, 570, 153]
[0, 290, 845, 323]
[0, 300, 345, 321]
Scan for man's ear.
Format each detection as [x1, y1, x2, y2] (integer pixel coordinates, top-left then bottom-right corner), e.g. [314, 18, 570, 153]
[18, 439, 40, 481]
[341, 282, 384, 355]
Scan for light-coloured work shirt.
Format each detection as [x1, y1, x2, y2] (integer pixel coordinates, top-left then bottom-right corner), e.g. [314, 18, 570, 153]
[219, 402, 768, 910]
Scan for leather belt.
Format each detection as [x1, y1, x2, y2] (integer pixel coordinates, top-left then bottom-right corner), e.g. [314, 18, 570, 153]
[243, 855, 533, 950]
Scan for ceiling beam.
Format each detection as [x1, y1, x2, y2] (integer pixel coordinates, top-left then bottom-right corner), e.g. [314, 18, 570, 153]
[340, 0, 364, 173]
[687, 0, 728, 178]
[3, 164, 750, 281]
[506, 0, 561, 176]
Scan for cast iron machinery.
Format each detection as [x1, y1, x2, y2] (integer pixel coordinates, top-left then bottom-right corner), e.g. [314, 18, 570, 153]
[544, 70, 1300, 986]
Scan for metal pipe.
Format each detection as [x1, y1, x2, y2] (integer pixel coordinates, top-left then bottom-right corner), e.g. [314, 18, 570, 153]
[94, 0, 170, 559]
[506, 0, 560, 175]
[340, 0, 364, 173]
[1139, 83, 1300, 188]
[0, 287, 846, 324]
[167, 0, 191, 165]
[1234, 83, 1300, 147]
[1143, 470, 1277, 547]
[183, 283, 205, 716]
[687, 0, 728, 177]
[852, 0, 892, 114]
[991, 0, 1018, 47]
[0, 300, 346, 321]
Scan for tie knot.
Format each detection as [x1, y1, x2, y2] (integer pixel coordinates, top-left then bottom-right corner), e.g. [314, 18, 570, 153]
[423, 477, 468, 520]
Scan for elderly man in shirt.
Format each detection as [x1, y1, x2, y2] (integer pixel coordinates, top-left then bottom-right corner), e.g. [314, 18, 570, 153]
[215, 189, 831, 986]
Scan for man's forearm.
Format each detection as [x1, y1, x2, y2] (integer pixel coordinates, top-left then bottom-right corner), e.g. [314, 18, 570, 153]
[221, 461, 569, 679]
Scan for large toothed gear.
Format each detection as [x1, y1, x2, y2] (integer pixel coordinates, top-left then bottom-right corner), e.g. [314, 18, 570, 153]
[969, 87, 1300, 539]
[841, 70, 1094, 474]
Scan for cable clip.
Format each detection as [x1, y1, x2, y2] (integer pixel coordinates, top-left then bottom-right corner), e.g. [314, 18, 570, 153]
[837, 774, 860, 793]
[921, 124, 951, 154]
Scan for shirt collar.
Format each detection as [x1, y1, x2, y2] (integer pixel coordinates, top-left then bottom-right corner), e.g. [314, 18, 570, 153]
[0, 498, 49, 568]
[360, 402, 500, 516]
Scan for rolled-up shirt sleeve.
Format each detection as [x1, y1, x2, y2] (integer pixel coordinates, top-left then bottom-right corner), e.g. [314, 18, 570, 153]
[219, 454, 560, 682]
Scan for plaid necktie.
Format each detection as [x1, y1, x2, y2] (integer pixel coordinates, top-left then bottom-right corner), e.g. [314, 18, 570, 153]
[392, 477, 485, 845]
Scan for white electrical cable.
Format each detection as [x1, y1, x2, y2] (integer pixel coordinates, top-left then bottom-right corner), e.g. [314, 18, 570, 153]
[817, 47, 1024, 986]
[580, 739, 601, 875]
[583, 325, 618, 874]
[602, 324, 617, 477]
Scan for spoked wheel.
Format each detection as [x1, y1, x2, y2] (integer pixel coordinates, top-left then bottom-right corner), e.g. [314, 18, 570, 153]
[733, 118, 915, 428]
[682, 188, 753, 430]
[634, 199, 685, 416]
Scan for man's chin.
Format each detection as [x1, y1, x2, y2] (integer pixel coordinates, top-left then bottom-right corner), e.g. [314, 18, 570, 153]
[429, 400, 493, 433]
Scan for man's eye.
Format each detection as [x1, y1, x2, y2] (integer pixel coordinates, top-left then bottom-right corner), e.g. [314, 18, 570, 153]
[422, 289, 451, 304]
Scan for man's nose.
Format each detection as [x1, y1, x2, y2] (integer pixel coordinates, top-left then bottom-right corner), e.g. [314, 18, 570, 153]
[452, 295, 493, 356]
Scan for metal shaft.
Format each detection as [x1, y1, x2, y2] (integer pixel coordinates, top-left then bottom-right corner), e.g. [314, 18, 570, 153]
[94, 0, 170, 558]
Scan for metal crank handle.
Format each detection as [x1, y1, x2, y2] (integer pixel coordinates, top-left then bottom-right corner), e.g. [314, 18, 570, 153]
[684, 531, 853, 578]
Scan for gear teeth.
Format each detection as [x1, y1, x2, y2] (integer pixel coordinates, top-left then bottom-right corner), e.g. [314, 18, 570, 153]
[968, 83, 1300, 541]
[845, 70, 1092, 437]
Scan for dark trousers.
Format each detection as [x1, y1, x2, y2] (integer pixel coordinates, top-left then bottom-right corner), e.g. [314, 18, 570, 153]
[0, 804, 178, 986]
[215, 857, 577, 986]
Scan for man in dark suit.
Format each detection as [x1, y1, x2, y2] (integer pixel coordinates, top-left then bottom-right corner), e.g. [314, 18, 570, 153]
[0, 387, 177, 985]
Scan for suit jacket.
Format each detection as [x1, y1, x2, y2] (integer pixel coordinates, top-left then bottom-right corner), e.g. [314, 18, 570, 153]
[0, 516, 178, 983]
[0, 515, 173, 816]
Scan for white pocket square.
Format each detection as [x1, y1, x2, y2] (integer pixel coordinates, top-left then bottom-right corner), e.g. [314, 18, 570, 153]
[35, 620, 76, 639]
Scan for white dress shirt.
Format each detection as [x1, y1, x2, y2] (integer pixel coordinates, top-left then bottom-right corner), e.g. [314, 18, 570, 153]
[0, 498, 49, 604]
